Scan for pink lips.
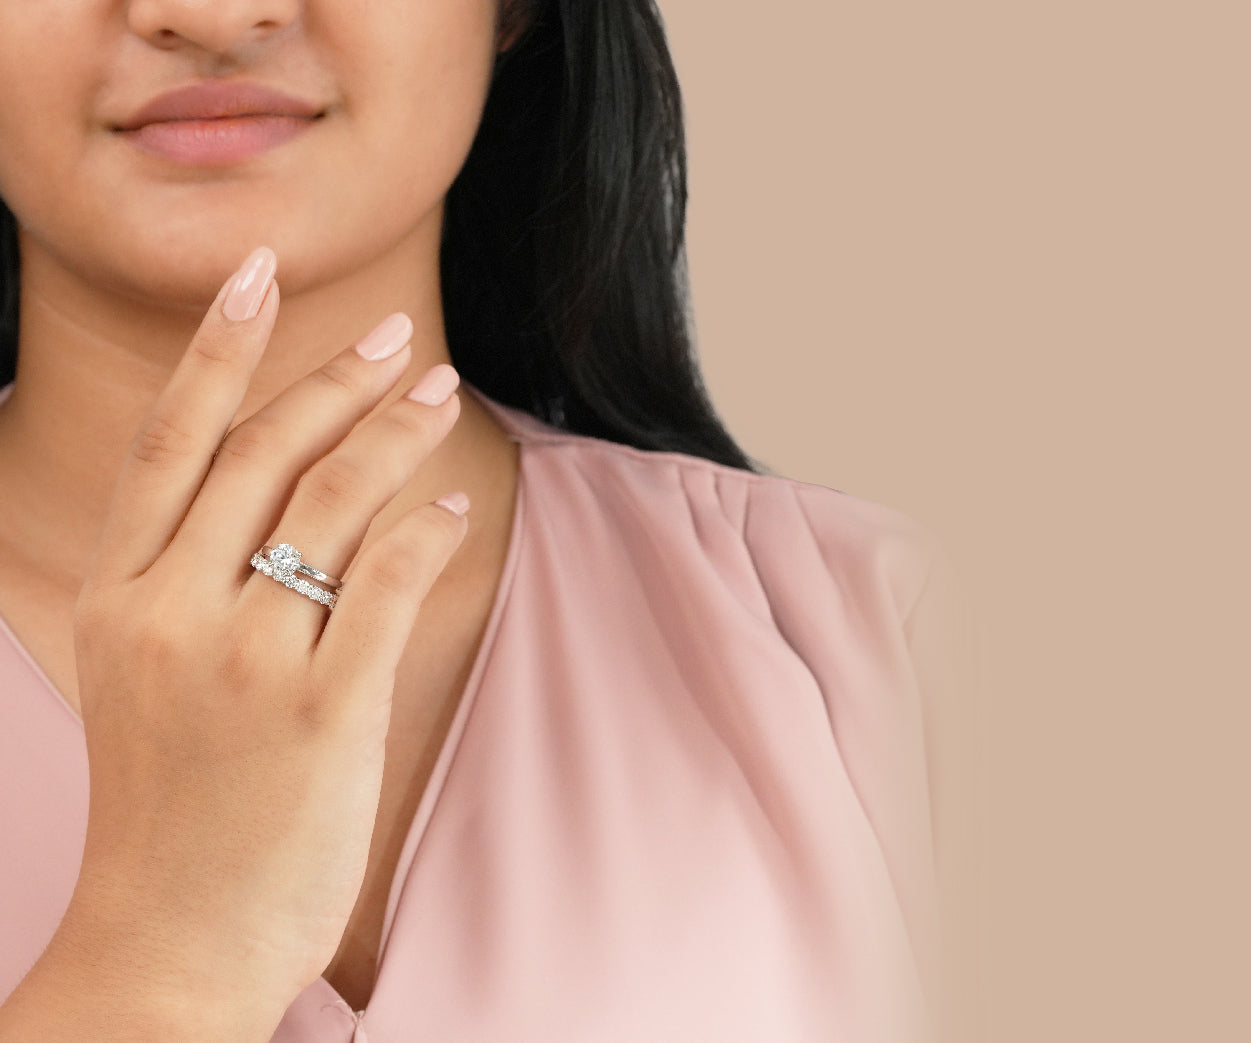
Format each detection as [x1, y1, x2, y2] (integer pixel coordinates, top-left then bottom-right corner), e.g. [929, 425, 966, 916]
[114, 82, 325, 165]
[124, 115, 317, 164]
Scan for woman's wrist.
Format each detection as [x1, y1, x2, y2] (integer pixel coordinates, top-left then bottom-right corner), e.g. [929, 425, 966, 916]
[0, 889, 298, 1043]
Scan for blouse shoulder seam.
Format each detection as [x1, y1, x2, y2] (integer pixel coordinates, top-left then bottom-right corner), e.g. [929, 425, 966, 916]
[522, 429, 850, 496]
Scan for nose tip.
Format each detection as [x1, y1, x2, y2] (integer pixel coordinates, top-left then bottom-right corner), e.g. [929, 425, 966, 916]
[127, 0, 300, 55]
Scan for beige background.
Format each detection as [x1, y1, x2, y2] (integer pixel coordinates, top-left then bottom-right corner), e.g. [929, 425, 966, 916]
[662, 2, 1248, 1040]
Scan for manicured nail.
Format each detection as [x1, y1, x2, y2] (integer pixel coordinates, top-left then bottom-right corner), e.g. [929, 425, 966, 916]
[434, 490, 470, 517]
[354, 313, 413, 361]
[404, 363, 460, 406]
[222, 247, 277, 322]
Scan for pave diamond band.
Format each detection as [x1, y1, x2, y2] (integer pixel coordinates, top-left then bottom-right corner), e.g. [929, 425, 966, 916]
[250, 542, 344, 612]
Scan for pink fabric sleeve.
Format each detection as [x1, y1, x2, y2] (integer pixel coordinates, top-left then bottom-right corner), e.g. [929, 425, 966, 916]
[741, 476, 962, 1037]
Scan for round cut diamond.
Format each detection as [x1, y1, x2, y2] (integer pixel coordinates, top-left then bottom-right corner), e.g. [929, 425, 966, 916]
[269, 542, 301, 579]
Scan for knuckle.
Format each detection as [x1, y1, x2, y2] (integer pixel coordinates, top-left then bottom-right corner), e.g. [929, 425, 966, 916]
[298, 455, 370, 513]
[216, 423, 270, 466]
[310, 356, 366, 399]
[190, 327, 241, 367]
[215, 631, 262, 687]
[116, 608, 256, 684]
[360, 538, 427, 596]
[128, 611, 182, 661]
[378, 404, 430, 439]
[358, 505, 462, 595]
[287, 688, 339, 739]
[130, 413, 198, 467]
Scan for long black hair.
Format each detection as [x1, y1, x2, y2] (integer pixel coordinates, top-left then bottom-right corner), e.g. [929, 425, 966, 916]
[0, 0, 770, 475]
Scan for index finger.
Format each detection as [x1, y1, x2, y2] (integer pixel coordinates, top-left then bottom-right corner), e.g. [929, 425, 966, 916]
[88, 246, 279, 586]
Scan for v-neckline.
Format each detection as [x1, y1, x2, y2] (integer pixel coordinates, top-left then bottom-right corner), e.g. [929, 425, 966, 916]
[0, 378, 539, 1023]
[321, 409, 529, 1019]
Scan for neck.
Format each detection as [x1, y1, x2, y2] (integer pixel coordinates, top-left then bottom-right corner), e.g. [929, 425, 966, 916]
[0, 219, 518, 598]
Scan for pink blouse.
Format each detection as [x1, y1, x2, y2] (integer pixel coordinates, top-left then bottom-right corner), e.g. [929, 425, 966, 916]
[0, 378, 950, 1042]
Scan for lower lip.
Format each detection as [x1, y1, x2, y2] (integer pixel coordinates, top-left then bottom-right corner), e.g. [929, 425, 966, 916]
[119, 114, 319, 165]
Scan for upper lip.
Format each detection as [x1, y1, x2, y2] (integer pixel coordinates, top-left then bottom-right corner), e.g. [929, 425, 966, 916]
[114, 82, 324, 131]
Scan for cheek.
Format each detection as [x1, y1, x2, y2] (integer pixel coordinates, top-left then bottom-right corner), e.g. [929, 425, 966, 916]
[327, 0, 500, 216]
[0, 7, 103, 206]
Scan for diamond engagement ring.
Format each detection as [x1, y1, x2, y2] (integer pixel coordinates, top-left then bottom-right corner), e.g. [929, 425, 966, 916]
[250, 542, 345, 611]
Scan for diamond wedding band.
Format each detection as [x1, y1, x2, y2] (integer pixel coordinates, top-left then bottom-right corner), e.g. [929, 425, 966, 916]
[250, 542, 345, 611]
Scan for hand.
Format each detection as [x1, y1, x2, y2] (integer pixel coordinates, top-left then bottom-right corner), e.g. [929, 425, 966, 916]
[62, 246, 468, 1007]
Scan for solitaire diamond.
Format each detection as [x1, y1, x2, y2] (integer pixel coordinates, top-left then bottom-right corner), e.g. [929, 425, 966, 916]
[268, 542, 301, 580]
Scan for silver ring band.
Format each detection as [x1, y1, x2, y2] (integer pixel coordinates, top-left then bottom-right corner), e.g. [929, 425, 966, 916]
[250, 542, 344, 612]
[258, 543, 344, 587]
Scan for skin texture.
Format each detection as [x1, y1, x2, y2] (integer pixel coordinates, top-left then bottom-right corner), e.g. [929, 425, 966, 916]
[0, 0, 534, 1020]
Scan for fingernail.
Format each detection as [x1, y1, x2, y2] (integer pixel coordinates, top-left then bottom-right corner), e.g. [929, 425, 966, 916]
[354, 313, 413, 361]
[434, 490, 470, 517]
[404, 363, 460, 406]
[222, 247, 277, 322]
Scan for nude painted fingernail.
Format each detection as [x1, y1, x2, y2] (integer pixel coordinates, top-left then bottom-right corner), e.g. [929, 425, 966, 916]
[404, 363, 460, 406]
[354, 313, 413, 361]
[222, 247, 277, 322]
[434, 490, 470, 517]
